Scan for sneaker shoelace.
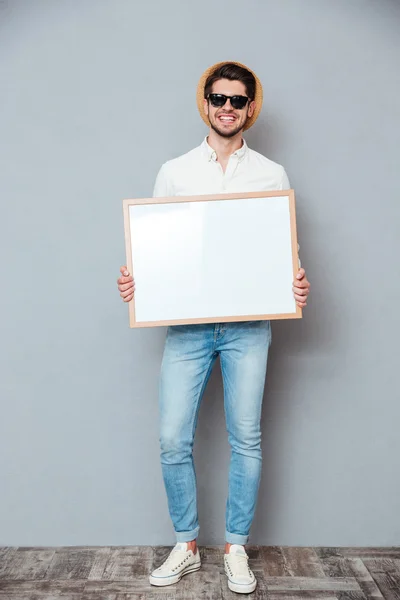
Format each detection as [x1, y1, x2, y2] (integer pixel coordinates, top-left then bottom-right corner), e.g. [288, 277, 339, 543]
[227, 552, 252, 578]
[161, 548, 191, 571]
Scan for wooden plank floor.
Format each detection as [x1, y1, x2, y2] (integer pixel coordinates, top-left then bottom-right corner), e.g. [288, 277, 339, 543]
[0, 546, 399, 599]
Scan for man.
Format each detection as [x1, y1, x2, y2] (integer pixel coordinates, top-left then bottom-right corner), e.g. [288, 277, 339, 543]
[117, 61, 310, 594]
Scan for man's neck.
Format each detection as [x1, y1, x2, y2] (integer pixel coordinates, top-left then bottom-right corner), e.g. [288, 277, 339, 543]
[207, 129, 244, 162]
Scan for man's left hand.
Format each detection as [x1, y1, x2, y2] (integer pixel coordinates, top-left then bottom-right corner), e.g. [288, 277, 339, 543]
[293, 268, 310, 308]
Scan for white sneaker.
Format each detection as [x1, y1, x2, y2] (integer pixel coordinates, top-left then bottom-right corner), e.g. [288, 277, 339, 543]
[224, 545, 257, 594]
[149, 542, 201, 587]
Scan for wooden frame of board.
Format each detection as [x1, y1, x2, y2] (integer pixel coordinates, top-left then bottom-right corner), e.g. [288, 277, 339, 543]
[123, 190, 302, 328]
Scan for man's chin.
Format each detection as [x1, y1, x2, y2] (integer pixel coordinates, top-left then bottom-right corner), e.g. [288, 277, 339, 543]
[210, 122, 244, 139]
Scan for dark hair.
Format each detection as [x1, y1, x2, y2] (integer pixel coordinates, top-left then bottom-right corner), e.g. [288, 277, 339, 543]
[204, 63, 256, 101]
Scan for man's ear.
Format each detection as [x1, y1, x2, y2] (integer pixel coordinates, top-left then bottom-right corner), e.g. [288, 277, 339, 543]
[203, 98, 209, 117]
[248, 100, 256, 118]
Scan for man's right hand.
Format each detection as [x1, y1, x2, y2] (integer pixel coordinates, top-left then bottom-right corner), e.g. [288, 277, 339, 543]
[117, 266, 135, 302]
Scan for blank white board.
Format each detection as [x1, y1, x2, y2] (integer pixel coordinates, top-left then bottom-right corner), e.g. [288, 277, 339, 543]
[123, 191, 301, 327]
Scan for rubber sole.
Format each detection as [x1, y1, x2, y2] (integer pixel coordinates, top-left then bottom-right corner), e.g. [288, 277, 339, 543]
[149, 563, 201, 587]
[227, 576, 257, 594]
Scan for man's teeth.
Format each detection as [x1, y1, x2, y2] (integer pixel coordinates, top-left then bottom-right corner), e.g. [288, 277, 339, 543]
[219, 116, 235, 122]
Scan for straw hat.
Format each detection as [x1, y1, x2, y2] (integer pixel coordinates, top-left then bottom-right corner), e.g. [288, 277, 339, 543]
[196, 61, 263, 131]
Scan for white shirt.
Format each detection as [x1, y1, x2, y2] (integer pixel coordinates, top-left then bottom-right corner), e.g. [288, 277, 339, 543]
[153, 137, 290, 197]
[152, 137, 300, 264]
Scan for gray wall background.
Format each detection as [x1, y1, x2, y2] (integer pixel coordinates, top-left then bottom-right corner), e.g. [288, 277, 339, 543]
[1, 0, 399, 546]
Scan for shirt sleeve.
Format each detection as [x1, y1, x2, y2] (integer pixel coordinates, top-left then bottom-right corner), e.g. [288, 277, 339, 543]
[152, 164, 173, 198]
[280, 168, 291, 191]
[281, 167, 301, 268]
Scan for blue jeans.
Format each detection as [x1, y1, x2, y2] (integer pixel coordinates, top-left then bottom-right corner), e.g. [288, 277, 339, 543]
[159, 320, 271, 545]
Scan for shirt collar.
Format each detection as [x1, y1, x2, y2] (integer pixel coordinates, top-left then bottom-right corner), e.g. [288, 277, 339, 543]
[202, 136, 248, 163]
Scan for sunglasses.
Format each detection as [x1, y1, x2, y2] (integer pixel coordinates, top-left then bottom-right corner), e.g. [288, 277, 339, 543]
[208, 93, 250, 110]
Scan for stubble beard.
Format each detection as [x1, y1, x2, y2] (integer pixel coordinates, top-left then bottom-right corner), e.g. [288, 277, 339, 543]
[210, 118, 245, 139]
[209, 111, 248, 139]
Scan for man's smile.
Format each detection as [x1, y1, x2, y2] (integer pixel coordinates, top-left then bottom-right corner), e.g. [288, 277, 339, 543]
[218, 114, 237, 123]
